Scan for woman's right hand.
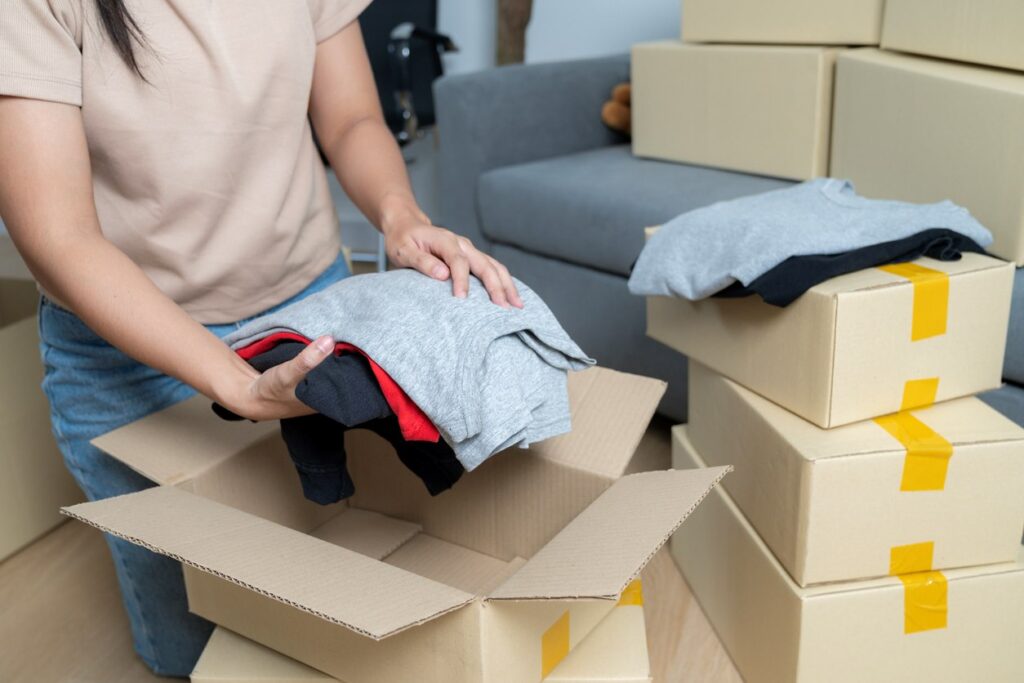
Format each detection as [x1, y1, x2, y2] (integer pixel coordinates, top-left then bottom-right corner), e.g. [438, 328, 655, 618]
[217, 335, 336, 422]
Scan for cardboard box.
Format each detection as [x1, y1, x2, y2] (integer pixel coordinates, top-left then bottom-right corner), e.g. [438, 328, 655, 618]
[631, 42, 838, 181]
[688, 362, 1024, 586]
[646, 242, 1014, 428]
[63, 368, 727, 683]
[882, 0, 1024, 73]
[671, 425, 1024, 683]
[0, 238, 83, 561]
[192, 589, 651, 683]
[681, 0, 883, 46]
[831, 48, 1024, 265]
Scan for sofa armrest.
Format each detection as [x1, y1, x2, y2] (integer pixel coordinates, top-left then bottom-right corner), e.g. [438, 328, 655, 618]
[433, 54, 630, 249]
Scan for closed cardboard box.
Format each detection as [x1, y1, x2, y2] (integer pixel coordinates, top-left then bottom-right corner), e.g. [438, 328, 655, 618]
[688, 362, 1024, 586]
[682, 0, 883, 46]
[882, 0, 1024, 73]
[65, 368, 726, 683]
[646, 245, 1014, 428]
[831, 48, 1024, 265]
[192, 592, 651, 683]
[632, 42, 838, 181]
[672, 426, 1024, 683]
[0, 238, 83, 561]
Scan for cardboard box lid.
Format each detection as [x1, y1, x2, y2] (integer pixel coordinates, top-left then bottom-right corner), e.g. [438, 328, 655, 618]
[92, 367, 666, 487]
[489, 468, 729, 601]
[711, 370, 1024, 461]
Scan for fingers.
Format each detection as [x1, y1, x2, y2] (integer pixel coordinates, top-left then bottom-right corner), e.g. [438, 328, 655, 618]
[488, 255, 523, 308]
[464, 247, 509, 308]
[262, 335, 334, 398]
[438, 235, 471, 298]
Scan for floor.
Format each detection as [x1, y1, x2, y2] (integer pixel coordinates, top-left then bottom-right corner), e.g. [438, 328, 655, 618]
[0, 422, 741, 683]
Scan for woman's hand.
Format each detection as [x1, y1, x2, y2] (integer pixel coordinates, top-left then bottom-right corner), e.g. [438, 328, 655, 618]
[215, 336, 337, 421]
[381, 201, 523, 309]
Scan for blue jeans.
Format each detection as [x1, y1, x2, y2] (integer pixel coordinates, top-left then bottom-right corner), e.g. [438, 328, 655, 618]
[37, 255, 350, 677]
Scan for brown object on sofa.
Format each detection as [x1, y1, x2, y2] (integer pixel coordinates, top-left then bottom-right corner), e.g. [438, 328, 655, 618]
[601, 82, 632, 135]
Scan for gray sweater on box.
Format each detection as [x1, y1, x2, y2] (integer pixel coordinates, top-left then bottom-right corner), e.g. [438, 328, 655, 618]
[224, 269, 594, 470]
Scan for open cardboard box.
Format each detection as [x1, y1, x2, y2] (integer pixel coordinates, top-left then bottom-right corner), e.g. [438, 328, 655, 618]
[0, 236, 84, 561]
[831, 48, 1024, 265]
[645, 226, 1014, 427]
[192, 583, 651, 683]
[63, 367, 727, 683]
[672, 425, 1024, 683]
[688, 361, 1024, 586]
[632, 42, 839, 181]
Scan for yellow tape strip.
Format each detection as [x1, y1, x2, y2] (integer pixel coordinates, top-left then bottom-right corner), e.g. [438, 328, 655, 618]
[877, 263, 950, 341]
[874, 411, 954, 491]
[901, 377, 939, 411]
[890, 542, 948, 634]
[541, 611, 570, 679]
[617, 579, 644, 606]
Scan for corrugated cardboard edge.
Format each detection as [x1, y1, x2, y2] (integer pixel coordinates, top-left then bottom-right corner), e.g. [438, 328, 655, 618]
[60, 501, 475, 642]
[488, 467, 731, 601]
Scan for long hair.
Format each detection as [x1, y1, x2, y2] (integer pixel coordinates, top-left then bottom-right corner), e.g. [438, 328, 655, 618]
[95, 0, 146, 76]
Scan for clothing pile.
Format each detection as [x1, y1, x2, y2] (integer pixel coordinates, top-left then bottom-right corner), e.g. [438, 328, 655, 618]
[627, 178, 993, 306]
[217, 269, 594, 505]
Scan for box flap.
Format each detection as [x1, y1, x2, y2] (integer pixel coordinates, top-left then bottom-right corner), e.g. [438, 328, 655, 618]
[191, 627, 335, 682]
[91, 396, 278, 486]
[488, 468, 729, 601]
[384, 533, 526, 596]
[61, 486, 474, 640]
[531, 367, 666, 479]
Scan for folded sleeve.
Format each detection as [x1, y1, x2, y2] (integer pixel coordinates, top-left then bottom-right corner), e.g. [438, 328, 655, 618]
[0, 0, 82, 106]
[307, 0, 374, 43]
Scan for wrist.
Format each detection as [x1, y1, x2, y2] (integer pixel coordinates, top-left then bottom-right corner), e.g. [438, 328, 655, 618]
[208, 352, 259, 415]
[379, 193, 428, 237]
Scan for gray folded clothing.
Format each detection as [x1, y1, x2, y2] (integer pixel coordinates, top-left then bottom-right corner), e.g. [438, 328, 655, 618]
[224, 268, 594, 470]
[628, 178, 994, 300]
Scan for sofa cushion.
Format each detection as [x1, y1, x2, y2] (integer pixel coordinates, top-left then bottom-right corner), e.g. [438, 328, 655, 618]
[1005, 267, 1024, 385]
[979, 382, 1024, 429]
[477, 145, 792, 277]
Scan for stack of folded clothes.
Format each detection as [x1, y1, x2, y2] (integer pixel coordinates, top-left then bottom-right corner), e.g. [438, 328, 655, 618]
[627, 178, 993, 305]
[218, 269, 594, 505]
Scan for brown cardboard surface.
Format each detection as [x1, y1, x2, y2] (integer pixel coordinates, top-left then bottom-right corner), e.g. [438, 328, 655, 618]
[831, 48, 1024, 264]
[63, 366, 705, 683]
[632, 42, 838, 181]
[0, 274, 83, 561]
[682, 0, 882, 45]
[687, 365, 1024, 586]
[882, 0, 1024, 72]
[671, 426, 1024, 683]
[647, 247, 1014, 428]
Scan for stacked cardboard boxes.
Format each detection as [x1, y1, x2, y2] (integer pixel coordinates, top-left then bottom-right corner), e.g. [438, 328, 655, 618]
[644, 222, 1024, 679]
[831, 1, 1024, 264]
[62, 366, 727, 682]
[631, 1, 885, 180]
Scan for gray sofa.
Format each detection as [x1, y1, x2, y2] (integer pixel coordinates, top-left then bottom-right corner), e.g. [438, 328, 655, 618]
[433, 54, 1024, 426]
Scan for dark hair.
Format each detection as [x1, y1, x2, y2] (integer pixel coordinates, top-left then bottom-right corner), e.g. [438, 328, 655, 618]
[95, 0, 147, 76]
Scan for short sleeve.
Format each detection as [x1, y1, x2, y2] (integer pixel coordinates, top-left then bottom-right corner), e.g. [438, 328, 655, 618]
[0, 0, 83, 106]
[307, 0, 374, 43]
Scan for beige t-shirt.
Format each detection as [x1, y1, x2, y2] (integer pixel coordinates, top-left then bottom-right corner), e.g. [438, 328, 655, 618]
[0, 0, 372, 323]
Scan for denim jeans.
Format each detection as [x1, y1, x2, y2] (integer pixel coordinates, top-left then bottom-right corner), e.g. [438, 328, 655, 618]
[37, 254, 350, 677]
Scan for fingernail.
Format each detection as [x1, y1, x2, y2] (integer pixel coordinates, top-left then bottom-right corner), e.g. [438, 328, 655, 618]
[316, 336, 334, 353]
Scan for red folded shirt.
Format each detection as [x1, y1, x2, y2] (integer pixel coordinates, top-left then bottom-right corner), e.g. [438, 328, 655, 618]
[235, 332, 440, 443]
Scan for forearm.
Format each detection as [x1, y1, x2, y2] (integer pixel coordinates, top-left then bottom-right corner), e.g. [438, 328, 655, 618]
[17, 228, 256, 405]
[323, 116, 426, 235]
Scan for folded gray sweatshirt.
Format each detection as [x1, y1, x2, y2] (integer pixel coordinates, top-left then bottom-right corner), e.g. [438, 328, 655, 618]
[628, 178, 993, 300]
[224, 269, 594, 470]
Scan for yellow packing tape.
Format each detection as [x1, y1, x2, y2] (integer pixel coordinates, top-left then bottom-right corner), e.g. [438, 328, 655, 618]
[890, 542, 948, 634]
[901, 377, 939, 411]
[617, 579, 645, 607]
[541, 611, 571, 679]
[877, 262, 950, 341]
[874, 411, 954, 491]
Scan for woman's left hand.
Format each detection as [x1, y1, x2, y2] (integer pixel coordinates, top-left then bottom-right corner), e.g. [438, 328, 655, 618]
[382, 208, 523, 309]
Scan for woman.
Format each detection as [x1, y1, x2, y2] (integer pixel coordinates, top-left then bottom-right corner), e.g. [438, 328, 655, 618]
[0, 0, 520, 675]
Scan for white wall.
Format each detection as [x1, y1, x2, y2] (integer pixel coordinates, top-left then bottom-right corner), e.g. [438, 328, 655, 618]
[438, 0, 497, 74]
[525, 0, 681, 63]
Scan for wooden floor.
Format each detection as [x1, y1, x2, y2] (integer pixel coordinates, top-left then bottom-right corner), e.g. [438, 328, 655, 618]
[0, 422, 741, 683]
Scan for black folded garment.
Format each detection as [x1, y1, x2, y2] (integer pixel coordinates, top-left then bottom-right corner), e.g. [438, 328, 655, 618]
[213, 342, 463, 505]
[715, 228, 987, 307]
